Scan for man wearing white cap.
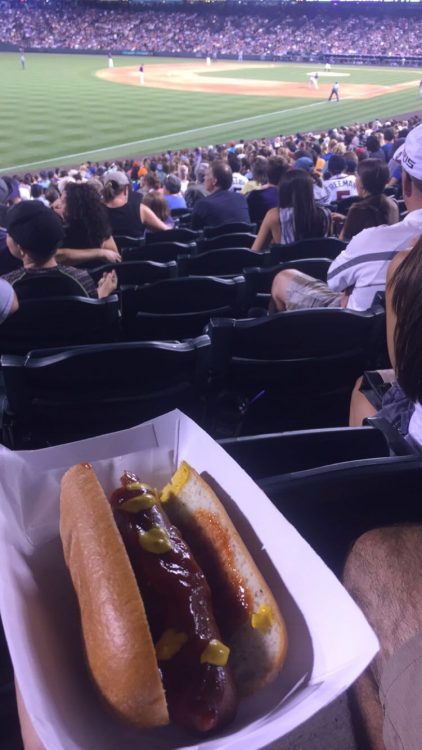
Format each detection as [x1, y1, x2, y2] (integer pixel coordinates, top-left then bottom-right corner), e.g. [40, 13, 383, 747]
[271, 124, 422, 313]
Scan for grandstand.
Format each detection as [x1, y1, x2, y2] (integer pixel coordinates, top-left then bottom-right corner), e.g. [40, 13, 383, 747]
[1, 1, 422, 749]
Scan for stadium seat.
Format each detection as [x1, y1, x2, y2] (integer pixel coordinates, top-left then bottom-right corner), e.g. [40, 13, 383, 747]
[1, 336, 210, 449]
[259, 456, 422, 576]
[12, 271, 93, 300]
[0, 295, 120, 355]
[203, 222, 257, 238]
[205, 306, 386, 436]
[335, 195, 362, 214]
[219, 426, 390, 479]
[114, 235, 145, 251]
[144, 227, 200, 244]
[177, 248, 269, 278]
[269, 237, 346, 264]
[243, 259, 332, 310]
[170, 208, 193, 224]
[121, 275, 245, 340]
[121, 241, 196, 263]
[197, 232, 256, 252]
[90, 260, 177, 286]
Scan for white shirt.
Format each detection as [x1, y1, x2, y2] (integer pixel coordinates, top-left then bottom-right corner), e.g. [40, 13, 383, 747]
[408, 402, 422, 451]
[327, 208, 422, 311]
[318, 174, 358, 205]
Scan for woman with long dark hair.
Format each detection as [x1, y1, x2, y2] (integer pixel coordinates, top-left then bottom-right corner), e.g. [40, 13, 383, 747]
[55, 182, 121, 265]
[349, 237, 422, 450]
[251, 169, 332, 252]
[339, 159, 399, 241]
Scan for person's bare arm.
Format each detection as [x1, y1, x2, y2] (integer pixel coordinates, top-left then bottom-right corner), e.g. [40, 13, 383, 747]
[15, 681, 45, 750]
[385, 250, 407, 370]
[56, 247, 121, 265]
[102, 235, 118, 252]
[140, 204, 170, 232]
[9, 289, 19, 315]
[251, 208, 277, 252]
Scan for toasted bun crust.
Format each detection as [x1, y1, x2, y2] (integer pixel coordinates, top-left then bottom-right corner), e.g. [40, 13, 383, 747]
[60, 464, 169, 728]
[161, 462, 288, 695]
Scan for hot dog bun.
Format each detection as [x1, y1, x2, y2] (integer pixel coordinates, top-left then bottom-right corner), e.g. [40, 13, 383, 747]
[60, 463, 169, 728]
[161, 461, 288, 695]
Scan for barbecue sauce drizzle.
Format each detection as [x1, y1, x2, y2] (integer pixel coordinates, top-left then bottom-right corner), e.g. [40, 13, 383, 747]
[110, 471, 238, 734]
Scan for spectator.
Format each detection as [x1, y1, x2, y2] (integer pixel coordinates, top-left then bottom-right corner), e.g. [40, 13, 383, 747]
[103, 169, 169, 239]
[55, 182, 120, 266]
[3, 201, 117, 298]
[0, 176, 20, 225]
[184, 162, 209, 209]
[344, 525, 422, 750]
[241, 156, 268, 196]
[247, 156, 289, 227]
[163, 174, 187, 210]
[227, 154, 248, 192]
[251, 169, 332, 252]
[345, 245, 422, 746]
[30, 183, 49, 206]
[366, 134, 387, 162]
[177, 164, 190, 195]
[382, 128, 396, 163]
[349, 236, 422, 445]
[271, 124, 422, 313]
[339, 159, 399, 241]
[142, 191, 174, 228]
[191, 161, 250, 230]
[318, 155, 358, 205]
[0, 277, 18, 322]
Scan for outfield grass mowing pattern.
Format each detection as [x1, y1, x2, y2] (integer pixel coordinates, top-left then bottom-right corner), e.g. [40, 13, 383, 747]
[1, 53, 422, 172]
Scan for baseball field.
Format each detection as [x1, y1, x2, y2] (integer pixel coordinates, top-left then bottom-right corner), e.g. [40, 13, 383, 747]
[1, 52, 422, 173]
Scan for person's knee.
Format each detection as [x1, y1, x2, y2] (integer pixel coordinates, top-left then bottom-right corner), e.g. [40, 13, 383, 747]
[344, 525, 422, 673]
[271, 269, 301, 311]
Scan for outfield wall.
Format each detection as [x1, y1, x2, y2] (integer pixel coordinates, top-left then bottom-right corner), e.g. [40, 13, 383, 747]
[1, 43, 422, 68]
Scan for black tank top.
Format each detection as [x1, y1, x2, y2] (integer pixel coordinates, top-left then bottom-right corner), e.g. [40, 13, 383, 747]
[107, 191, 145, 237]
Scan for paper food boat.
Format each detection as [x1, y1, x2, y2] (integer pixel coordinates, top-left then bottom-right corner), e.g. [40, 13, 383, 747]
[0, 410, 378, 750]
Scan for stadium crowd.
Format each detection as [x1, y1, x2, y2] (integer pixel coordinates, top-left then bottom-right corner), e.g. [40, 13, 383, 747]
[1, 0, 422, 58]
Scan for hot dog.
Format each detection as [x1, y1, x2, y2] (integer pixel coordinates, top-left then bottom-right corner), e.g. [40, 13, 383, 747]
[60, 461, 287, 735]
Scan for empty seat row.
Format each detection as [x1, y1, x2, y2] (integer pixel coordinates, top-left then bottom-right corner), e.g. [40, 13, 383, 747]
[1, 306, 387, 448]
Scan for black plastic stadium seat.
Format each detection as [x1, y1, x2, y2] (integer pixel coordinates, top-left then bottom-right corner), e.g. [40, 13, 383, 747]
[203, 222, 257, 238]
[242, 259, 331, 310]
[114, 234, 145, 251]
[177, 249, 269, 278]
[259, 456, 422, 576]
[205, 306, 385, 435]
[219, 426, 390, 479]
[197, 232, 256, 252]
[12, 270, 92, 300]
[90, 260, 177, 286]
[144, 227, 200, 244]
[121, 275, 245, 341]
[1, 336, 210, 449]
[121, 241, 195, 263]
[0, 295, 120, 356]
[336, 195, 362, 215]
[269, 237, 346, 264]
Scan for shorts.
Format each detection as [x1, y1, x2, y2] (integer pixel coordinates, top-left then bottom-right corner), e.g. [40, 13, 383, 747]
[283, 271, 343, 310]
[380, 630, 422, 750]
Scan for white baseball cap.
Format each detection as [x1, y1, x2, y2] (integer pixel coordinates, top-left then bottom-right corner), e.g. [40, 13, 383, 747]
[397, 124, 422, 180]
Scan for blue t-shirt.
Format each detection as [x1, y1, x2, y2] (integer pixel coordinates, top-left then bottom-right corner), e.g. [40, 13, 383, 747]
[0, 278, 15, 324]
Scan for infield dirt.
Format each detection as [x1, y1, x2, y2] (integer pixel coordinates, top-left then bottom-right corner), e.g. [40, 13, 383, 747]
[97, 61, 419, 100]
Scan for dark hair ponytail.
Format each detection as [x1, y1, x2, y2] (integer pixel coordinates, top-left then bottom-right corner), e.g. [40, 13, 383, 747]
[391, 237, 422, 402]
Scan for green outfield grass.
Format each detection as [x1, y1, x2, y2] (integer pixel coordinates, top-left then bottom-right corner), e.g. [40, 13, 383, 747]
[1, 52, 422, 173]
